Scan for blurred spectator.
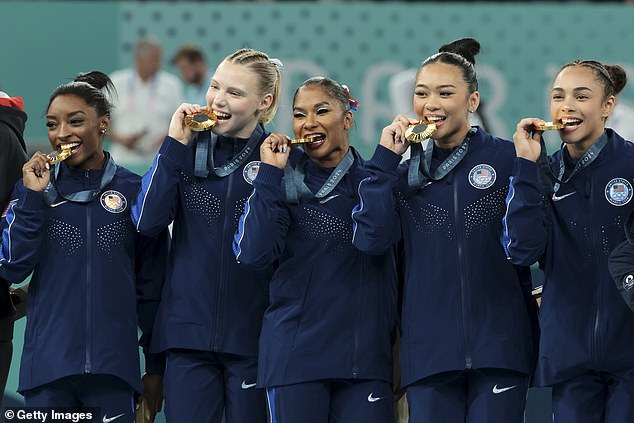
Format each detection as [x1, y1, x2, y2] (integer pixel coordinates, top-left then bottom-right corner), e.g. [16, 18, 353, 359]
[0, 90, 28, 411]
[609, 100, 634, 142]
[109, 36, 183, 168]
[172, 44, 212, 106]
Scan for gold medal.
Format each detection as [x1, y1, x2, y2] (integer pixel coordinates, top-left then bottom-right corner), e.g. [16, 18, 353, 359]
[289, 134, 324, 145]
[534, 121, 565, 131]
[47, 143, 78, 164]
[184, 110, 217, 132]
[534, 118, 576, 131]
[405, 121, 437, 143]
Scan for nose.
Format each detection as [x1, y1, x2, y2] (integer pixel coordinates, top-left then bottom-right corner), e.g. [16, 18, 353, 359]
[57, 122, 72, 141]
[303, 112, 319, 131]
[424, 94, 440, 112]
[211, 90, 227, 109]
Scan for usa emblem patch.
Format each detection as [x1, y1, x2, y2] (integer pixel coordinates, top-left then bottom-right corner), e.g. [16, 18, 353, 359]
[100, 190, 127, 213]
[605, 178, 632, 206]
[469, 164, 496, 189]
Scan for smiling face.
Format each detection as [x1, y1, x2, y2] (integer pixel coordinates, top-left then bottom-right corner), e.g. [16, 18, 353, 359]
[550, 65, 615, 157]
[413, 62, 479, 148]
[205, 60, 273, 139]
[292, 84, 353, 168]
[46, 94, 108, 170]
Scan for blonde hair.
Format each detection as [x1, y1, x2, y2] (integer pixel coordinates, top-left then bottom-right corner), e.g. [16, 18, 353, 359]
[224, 48, 282, 124]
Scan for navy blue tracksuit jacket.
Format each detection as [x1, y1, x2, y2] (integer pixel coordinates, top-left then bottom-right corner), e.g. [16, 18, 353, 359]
[0, 161, 167, 393]
[352, 128, 538, 387]
[503, 129, 634, 386]
[132, 132, 273, 356]
[233, 151, 398, 387]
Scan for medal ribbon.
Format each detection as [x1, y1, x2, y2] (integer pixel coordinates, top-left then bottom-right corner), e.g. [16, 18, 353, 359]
[537, 131, 608, 195]
[284, 148, 355, 204]
[43, 153, 117, 205]
[194, 124, 264, 178]
[408, 128, 476, 190]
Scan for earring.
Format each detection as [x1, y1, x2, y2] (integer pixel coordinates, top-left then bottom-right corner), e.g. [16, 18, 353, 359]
[99, 128, 107, 135]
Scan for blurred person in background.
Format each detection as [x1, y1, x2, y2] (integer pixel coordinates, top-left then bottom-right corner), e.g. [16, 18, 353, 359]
[172, 44, 212, 106]
[109, 36, 183, 169]
[0, 90, 28, 411]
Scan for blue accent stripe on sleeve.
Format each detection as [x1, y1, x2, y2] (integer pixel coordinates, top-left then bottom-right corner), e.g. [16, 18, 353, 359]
[234, 189, 256, 262]
[502, 175, 516, 258]
[1, 201, 19, 263]
[133, 154, 162, 232]
[351, 177, 370, 245]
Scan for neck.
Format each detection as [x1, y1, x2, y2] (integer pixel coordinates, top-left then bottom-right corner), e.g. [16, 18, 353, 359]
[435, 123, 472, 149]
[565, 129, 605, 160]
[311, 147, 349, 168]
[79, 151, 107, 170]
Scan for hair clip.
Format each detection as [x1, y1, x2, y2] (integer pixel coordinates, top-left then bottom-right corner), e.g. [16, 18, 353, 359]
[269, 58, 284, 69]
[341, 84, 359, 111]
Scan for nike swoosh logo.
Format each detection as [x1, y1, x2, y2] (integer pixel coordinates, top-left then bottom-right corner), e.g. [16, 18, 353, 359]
[492, 384, 517, 394]
[49, 200, 69, 208]
[241, 380, 257, 389]
[552, 191, 576, 201]
[367, 393, 384, 402]
[103, 413, 125, 423]
[319, 194, 340, 204]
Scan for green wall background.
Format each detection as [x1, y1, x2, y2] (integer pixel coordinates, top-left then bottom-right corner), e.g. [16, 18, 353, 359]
[1, 1, 633, 161]
[1, 2, 633, 420]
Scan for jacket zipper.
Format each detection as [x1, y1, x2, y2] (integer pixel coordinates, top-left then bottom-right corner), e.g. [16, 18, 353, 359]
[588, 176, 602, 368]
[352, 254, 362, 379]
[213, 171, 234, 351]
[454, 180, 472, 369]
[85, 171, 92, 373]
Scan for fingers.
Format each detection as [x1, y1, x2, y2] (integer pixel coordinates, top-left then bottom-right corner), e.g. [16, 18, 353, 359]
[514, 118, 544, 143]
[24, 152, 50, 178]
[264, 133, 289, 153]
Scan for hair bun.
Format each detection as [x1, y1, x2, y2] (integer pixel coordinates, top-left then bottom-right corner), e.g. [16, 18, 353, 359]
[605, 64, 628, 96]
[74, 71, 111, 91]
[439, 38, 481, 66]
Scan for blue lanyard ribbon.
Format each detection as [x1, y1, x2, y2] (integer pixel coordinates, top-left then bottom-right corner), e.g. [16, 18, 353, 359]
[408, 128, 476, 190]
[43, 153, 117, 205]
[284, 148, 355, 204]
[194, 124, 264, 178]
[537, 131, 608, 195]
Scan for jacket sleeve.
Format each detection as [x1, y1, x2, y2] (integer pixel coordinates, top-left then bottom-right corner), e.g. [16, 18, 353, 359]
[131, 137, 188, 236]
[134, 227, 170, 374]
[351, 145, 403, 255]
[501, 157, 550, 266]
[0, 182, 45, 284]
[233, 163, 290, 271]
[0, 127, 28, 210]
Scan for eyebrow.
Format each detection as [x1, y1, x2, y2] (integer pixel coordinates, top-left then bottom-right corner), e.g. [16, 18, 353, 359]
[552, 86, 593, 92]
[293, 101, 332, 111]
[415, 84, 456, 89]
[45, 110, 86, 119]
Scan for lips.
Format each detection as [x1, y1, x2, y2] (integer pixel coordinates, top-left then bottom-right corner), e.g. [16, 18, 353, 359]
[58, 142, 80, 153]
[213, 110, 231, 120]
[561, 117, 583, 130]
[424, 115, 446, 126]
[303, 133, 326, 147]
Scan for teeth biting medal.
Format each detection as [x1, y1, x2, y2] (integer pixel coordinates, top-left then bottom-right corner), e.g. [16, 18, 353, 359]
[289, 134, 325, 145]
[534, 118, 575, 131]
[47, 143, 79, 164]
[184, 110, 218, 132]
[405, 120, 437, 142]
